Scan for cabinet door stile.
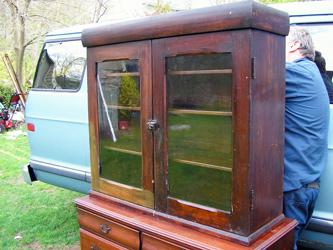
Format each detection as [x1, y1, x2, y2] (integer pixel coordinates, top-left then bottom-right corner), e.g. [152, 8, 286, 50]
[88, 47, 101, 192]
[140, 41, 154, 192]
[152, 38, 169, 212]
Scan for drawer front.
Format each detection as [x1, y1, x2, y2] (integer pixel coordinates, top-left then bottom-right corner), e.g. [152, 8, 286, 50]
[78, 208, 140, 249]
[80, 228, 127, 250]
[142, 233, 187, 250]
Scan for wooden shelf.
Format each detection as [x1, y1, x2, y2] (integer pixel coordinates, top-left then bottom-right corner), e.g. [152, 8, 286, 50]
[169, 109, 232, 116]
[173, 158, 232, 172]
[103, 72, 139, 77]
[168, 69, 232, 75]
[108, 105, 141, 111]
[105, 146, 142, 156]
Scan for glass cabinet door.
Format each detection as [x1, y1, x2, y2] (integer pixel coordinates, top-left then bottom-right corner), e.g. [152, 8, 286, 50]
[88, 41, 154, 208]
[153, 32, 242, 229]
[97, 59, 142, 188]
[166, 53, 233, 212]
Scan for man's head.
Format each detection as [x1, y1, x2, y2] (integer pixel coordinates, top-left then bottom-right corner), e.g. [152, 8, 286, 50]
[286, 27, 315, 62]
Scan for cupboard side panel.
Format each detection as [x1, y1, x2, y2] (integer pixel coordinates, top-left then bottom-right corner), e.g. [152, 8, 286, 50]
[250, 31, 285, 231]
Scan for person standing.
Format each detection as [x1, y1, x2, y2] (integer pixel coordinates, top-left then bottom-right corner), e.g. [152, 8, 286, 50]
[284, 27, 330, 250]
[314, 50, 333, 104]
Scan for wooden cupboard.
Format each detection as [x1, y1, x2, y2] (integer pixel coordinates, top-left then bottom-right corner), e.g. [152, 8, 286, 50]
[76, 1, 297, 249]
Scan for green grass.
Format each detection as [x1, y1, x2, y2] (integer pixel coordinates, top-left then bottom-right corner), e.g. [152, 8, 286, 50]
[0, 129, 82, 250]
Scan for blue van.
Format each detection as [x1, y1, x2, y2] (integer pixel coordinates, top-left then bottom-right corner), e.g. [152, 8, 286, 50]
[22, 26, 91, 193]
[23, 2, 333, 249]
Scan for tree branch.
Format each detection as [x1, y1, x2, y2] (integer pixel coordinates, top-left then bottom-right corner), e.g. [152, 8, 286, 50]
[28, 13, 69, 26]
[3, 0, 18, 14]
[24, 33, 46, 49]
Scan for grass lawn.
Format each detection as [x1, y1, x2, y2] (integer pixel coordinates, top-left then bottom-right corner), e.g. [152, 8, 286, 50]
[0, 129, 83, 250]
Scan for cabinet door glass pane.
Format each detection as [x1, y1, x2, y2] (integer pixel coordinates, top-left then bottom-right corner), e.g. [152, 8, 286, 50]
[97, 60, 142, 188]
[167, 53, 232, 211]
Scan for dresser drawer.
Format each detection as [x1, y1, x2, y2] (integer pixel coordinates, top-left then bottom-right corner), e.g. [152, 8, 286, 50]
[80, 228, 127, 250]
[142, 233, 188, 250]
[77, 208, 140, 250]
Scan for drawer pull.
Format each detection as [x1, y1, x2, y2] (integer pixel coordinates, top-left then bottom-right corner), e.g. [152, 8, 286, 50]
[90, 245, 100, 250]
[100, 223, 111, 234]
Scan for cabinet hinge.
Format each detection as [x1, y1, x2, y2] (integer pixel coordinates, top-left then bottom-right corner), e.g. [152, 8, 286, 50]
[250, 189, 255, 211]
[99, 162, 102, 175]
[251, 57, 256, 79]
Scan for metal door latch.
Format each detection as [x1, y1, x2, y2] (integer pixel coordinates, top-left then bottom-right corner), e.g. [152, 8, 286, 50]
[146, 119, 159, 131]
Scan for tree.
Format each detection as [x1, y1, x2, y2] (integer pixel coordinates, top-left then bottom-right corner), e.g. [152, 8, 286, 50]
[1, 0, 113, 88]
[144, 0, 172, 15]
[2, 0, 32, 86]
[91, 0, 112, 23]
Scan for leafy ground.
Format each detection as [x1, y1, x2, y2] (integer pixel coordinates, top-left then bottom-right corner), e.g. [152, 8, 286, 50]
[0, 129, 82, 250]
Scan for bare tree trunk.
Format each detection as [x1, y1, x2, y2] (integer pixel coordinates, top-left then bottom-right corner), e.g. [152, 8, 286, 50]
[16, 3, 25, 85]
[3, 0, 31, 87]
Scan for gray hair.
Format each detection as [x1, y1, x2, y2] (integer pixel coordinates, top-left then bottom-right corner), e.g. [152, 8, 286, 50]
[288, 27, 315, 60]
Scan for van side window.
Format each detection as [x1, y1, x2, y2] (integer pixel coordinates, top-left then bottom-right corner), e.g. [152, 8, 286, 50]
[33, 40, 86, 90]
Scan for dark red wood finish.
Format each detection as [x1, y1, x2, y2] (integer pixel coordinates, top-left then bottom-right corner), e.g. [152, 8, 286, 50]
[86, 19, 288, 243]
[80, 228, 128, 250]
[76, 193, 297, 249]
[80, 1, 293, 248]
[153, 31, 252, 235]
[77, 208, 140, 249]
[82, 1, 289, 48]
[87, 41, 154, 207]
[249, 30, 286, 233]
[152, 29, 287, 238]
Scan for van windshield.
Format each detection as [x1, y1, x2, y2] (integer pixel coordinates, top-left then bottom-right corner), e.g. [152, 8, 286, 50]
[298, 23, 333, 75]
[33, 40, 86, 90]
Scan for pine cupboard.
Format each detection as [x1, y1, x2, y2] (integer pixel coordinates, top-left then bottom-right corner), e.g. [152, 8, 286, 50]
[75, 1, 297, 249]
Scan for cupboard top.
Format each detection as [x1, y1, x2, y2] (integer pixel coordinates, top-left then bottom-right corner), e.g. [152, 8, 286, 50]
[82, 1, 289, 48]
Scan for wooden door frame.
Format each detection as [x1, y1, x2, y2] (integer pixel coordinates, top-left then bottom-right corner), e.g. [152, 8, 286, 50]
[152, 31, 252, 234]
[87, 40, 154, 208]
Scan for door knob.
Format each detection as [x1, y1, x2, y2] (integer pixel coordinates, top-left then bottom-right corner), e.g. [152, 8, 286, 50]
[100, 223, 111, 234]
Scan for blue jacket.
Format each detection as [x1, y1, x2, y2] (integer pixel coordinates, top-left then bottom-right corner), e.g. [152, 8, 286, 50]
[284, 58, 330, 192]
